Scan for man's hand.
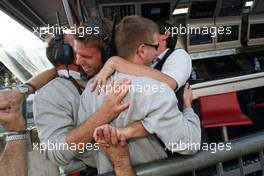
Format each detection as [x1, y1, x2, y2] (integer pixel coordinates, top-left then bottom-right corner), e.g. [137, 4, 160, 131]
[94, 124, 135, 176]
[99, 79, 131, 121]
[0, 89, 24, 109]
[91, 57, 116, 93]
[94, 124, 129, 164]
[0, 100, 25, 131]
[183, 83, 193, 109]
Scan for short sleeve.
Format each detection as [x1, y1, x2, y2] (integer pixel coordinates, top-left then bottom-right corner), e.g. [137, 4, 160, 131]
[161, 49, 192, 90]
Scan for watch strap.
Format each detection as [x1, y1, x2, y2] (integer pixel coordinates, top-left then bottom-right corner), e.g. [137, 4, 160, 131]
[4, 130, 29, 141]
[24, 83, 37, 93]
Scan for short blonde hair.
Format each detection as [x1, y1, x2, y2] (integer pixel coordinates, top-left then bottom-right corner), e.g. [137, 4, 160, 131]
[115, 16, 159, 59]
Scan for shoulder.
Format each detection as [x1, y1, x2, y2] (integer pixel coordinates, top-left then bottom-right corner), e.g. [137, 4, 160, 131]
[169, 49, 190, 59]
[36, 77, 79, 100]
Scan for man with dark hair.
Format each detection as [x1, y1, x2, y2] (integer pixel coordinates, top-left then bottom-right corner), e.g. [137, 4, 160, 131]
[33, 30, 130, 175]
[78, 15, 201, 174]
[155, 21, 178, 50]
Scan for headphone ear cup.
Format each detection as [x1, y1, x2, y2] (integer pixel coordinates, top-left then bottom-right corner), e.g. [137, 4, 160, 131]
[102, 44, 117, 63]
[55, 43, 74, 65]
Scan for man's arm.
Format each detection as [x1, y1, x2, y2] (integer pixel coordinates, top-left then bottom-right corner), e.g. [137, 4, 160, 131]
[94, 125, 135, 176]
[33, 79, 130, 165]
[0, 101, 27, 176]
[120, 121, 149, 139]
[0, 140, 27, 176]
[66, 79, 130, 146]
[0, 68, 56, 109]
[92, 56, 177, 91]
[142, 83, 201, 155]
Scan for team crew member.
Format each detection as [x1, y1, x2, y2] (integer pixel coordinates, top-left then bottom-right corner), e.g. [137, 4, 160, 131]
[78, 16, 201, 173]
[92, 21, 191, 92]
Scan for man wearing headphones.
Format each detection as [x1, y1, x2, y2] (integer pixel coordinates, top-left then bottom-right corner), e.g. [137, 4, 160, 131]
[32, 27, 132, 174]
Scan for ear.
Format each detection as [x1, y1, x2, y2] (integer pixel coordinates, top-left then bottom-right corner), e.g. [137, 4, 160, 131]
[136, 44, 145, 58]
[161, 32, 170, 41]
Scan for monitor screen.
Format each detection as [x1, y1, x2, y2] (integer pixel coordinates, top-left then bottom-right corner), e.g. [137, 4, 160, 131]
[190, 33, 213, 45]
[217, 25, 239, 42]
[249, 23, 264, 39]
[102, 4, 135, 22]
[141, 3, 170, 21]
[189, 1, 217, 19]
[206, 57, 242, 76]
[219, 0, 245, 17]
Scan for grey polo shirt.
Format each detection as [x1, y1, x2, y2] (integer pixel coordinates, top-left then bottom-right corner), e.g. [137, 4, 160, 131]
[33, 77, 94, 169]
[78, 72, 201, 173]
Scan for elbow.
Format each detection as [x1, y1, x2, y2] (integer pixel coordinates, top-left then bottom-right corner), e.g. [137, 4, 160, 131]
[180, 129, 201, 155]
[169, 80, 178, 90]
[44, 150, 72, 166]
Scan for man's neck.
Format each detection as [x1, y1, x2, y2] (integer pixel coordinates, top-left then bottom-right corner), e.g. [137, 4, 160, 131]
[127, 56, 144, 65]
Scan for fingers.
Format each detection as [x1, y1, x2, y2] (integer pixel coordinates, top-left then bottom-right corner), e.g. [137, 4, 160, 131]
[103, 125, 111, 144]
[110, 128, 118, 145]
[94, 125, 127, 147]
[119, 133, 127, 147]
[0, 111, 8, 125]
[117, 102, 130, 112]
[10, 100, 20, 114]
[113, 79, 131, 102]
[91, 77, 97, 92]
[184, 82, 190, 90]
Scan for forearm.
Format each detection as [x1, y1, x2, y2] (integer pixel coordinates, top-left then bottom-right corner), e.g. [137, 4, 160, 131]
[66, 109, 113, 145]
[120, 121, 149, 140]
[111, 58, 177, 90]
[0, 140, 27, 176]
[113, 158, 135, 176]
[26, 68, 57, 93]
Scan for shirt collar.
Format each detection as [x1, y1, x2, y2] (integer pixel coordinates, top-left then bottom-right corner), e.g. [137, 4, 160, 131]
[151, 48, 169, 68]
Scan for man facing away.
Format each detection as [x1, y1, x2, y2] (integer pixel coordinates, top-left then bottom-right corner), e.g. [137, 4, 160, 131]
[78, 15, 201, 174]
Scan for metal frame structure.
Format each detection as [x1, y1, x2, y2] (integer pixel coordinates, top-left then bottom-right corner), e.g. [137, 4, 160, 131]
[99, 131, 264, 176]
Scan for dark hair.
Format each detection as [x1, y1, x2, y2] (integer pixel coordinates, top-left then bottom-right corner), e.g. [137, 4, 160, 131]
[74, 18, 113, 62]
[155, 21, 177, 49]
[46, 37, 58, 66]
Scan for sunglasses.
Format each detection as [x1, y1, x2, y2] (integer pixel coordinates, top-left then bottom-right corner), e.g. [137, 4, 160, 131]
[144, 43, 159, 50]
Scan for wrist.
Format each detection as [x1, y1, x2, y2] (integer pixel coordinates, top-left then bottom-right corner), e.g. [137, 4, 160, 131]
[183, 102, 192, 109]
[4, 130, 28, 142]
[13, 89, 25, 101]
[113, 156, 131, 168]
[119, 126, 131, 139]
[96, 107, 113, 123]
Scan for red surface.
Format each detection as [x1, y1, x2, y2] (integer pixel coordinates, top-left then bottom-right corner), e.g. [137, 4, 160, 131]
[68, 172, 80, 176]
[199, 92, 253, 128]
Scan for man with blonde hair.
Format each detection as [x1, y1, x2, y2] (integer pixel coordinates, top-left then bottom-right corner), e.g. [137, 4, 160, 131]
[78, 15, 201, 174]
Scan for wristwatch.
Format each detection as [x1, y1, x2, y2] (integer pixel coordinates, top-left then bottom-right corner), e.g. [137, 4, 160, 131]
[4, 131, 29, 141]
[17, 83, 36, 98]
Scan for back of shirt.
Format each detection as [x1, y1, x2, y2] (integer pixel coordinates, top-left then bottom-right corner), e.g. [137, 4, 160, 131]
[78, 72, 201, 173]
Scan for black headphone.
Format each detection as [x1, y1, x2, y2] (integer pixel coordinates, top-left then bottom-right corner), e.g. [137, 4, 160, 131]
[53, 32, 74, 65]
[53, 12, 74, 65]
[53, 14, 117, 65]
